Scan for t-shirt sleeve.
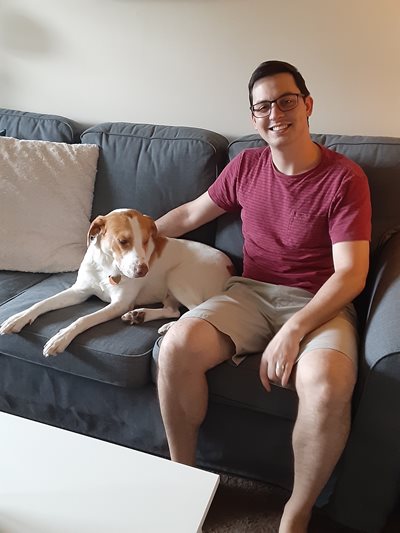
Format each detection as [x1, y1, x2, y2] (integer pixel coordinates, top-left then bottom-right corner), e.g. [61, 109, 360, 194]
[329, 167, 372, 244]
[208, 152, 243, 212]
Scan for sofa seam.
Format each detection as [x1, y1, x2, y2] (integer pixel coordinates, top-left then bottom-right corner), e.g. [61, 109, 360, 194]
[81, 130, 224, 155]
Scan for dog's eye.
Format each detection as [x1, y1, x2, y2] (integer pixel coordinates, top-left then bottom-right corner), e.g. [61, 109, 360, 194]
[118, 239, 128, 246]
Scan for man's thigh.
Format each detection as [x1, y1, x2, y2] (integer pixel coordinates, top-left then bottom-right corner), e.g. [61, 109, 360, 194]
[297, 305, 359, 367]
[181, 278, 275, 361]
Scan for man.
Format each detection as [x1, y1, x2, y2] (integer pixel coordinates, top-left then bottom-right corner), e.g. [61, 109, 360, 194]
[156, 60, 371, 533]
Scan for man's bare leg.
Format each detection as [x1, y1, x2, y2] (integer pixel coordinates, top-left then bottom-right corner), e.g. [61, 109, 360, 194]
[157, 317, 235, 465]
[279, 349, 356, 533]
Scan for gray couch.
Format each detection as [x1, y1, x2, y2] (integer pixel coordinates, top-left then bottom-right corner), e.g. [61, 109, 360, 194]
[1, 107, 399, 533]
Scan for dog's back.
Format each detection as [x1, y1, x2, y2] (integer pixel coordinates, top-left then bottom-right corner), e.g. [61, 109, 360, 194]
[148, 238, 233, 309]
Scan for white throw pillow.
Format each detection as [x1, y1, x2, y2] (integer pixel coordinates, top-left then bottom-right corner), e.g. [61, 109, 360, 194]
[0, 136, 99, 272]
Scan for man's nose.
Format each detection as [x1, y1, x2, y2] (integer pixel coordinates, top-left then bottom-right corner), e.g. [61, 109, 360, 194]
[268, 101, 285, 119]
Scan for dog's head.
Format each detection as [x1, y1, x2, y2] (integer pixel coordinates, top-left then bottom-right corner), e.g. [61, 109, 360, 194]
[87, 209, 162, 278]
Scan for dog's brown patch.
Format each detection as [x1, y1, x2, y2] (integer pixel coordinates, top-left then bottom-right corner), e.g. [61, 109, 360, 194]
[150, 234, 168, 265]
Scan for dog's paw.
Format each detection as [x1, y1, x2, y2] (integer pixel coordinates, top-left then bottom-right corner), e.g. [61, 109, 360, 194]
[121, 309, 146, 325]
[43, 329, 72, 357]
[0, 311, 34, 335]
[157, 321, 176, 335]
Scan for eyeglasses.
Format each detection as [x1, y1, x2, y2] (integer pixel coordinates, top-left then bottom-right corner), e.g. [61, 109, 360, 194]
[250, 93, 305, 118]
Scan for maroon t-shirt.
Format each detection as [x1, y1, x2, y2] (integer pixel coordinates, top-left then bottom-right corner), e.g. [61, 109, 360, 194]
[209, 145, 371, 294]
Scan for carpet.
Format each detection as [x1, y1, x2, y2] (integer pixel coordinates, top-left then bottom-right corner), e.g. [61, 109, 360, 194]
[203, 474, 400, 533]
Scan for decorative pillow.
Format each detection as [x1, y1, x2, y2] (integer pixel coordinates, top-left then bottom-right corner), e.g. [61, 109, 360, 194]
[0, 136, 99, 272]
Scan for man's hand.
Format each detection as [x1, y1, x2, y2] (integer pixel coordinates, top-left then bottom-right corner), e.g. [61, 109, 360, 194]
[259, 323, 302, 391]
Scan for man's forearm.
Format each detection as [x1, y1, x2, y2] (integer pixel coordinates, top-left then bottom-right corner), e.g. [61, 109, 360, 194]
[155, 204, 193, 238]
[284, 270, 366, 341]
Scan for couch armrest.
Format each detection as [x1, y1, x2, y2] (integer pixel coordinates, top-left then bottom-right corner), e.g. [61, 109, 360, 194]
[361, 231, 400, 375]
[328, 232, 400, 532]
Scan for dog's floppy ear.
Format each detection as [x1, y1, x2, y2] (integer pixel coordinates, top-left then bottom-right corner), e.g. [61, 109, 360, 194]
[87, 216, 106, 246]
[141, 213, 158, 239]
[150, 219, 159, 239]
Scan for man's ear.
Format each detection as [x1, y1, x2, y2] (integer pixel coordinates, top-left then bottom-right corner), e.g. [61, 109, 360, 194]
[305, 95, 314, 118]
[87, 216, 106, 246]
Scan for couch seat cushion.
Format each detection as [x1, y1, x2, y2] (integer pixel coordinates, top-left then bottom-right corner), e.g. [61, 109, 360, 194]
[0, 273, 166, 387]
[152, 337, 298, 420]
[0, 271, 51, 306]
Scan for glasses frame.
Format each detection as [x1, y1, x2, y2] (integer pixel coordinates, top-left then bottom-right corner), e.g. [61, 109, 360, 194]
[250, 93, 305, 118]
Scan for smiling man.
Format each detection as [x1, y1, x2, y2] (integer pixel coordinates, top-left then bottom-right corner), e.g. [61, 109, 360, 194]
[156, 61, 371, 533]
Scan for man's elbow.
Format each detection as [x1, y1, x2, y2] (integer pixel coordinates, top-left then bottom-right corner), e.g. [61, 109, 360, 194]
[348, 269, 368, 298]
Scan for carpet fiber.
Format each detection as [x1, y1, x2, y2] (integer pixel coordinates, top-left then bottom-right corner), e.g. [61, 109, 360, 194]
[203, 474, 400, 532]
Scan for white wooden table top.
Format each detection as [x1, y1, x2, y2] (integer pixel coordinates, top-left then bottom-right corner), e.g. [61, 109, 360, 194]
[0, 412, 219, 532]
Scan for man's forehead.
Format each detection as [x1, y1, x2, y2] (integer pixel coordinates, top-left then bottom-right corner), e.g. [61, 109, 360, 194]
[252, 73, 298, 97]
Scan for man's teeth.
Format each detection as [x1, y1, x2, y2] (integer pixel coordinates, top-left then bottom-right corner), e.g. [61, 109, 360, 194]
[270, 124, 289, 131]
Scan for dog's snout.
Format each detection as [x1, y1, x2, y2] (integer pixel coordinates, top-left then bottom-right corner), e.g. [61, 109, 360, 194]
[134, 263, 148, 278]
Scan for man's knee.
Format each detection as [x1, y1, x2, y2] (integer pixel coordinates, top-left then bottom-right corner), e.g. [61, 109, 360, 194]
[158, 317, 234, 375]
[295, 350, 356, 410]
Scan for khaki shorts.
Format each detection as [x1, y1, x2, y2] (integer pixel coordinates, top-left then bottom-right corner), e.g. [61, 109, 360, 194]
[182, 276, 359, 367]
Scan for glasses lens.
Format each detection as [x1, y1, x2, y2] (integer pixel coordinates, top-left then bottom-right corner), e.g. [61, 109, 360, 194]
[252, 102, 271, 117]
[277, 94, 299, 111]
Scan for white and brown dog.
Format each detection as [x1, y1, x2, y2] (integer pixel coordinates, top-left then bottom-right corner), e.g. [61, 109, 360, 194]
[0, 209, 234, 357]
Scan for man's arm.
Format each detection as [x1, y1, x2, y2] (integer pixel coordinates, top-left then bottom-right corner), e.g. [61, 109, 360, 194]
[259, 240, 370, 390]
[155, 191, 226, 238]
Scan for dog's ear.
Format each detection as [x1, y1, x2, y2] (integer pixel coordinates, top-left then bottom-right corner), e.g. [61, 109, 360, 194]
[87, 216, 106, 246]
[141, 214, 158, 239]
[151, 219, 159, 239]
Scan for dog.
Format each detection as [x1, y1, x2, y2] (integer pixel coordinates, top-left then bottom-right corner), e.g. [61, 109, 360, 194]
[0, 209, 234, 357]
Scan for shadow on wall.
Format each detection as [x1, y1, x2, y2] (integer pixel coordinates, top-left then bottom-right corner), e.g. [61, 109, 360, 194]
[0, 6, 56, 55]
[0, 4, 59, 106]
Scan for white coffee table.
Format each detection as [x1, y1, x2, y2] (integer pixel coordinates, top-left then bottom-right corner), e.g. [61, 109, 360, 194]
[0, 412, 219, 532]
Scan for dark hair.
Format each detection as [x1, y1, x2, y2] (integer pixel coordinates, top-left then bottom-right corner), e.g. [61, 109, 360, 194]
[248, 60, 310, 106]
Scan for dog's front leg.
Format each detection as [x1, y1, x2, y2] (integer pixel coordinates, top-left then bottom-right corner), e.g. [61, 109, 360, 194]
[121, 293, 181, 326]
[43, 301, 129, 357]
[0, 287, 90, 335]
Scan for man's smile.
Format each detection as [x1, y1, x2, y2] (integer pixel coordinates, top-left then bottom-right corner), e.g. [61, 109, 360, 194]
[268, 123, 291, 132]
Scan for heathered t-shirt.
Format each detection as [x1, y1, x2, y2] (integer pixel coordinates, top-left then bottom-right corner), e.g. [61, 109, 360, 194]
[208, 145, 371, 294]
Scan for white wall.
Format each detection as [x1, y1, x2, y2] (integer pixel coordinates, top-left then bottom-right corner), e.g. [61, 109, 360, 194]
[1, 0, 399, 139]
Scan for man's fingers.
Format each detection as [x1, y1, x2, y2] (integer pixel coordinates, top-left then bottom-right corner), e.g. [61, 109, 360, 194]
[259, 358, 271, 392]
[281, 363, 292, 388]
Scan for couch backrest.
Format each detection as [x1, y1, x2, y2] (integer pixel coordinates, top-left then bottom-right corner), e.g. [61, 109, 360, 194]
[0, 108, 80, 143]
[2, 107, 398, 257]
[81, 122, 228, 244]
[0, 109, 229, 246]
[216, 133, 400, 270]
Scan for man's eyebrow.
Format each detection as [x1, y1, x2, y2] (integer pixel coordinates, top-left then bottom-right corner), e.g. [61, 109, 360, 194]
[252, 92, 294, 106]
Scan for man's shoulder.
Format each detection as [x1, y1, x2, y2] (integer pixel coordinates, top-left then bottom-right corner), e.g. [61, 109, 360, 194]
[234, 145, 270, 161]
[320, 145, 365, 177]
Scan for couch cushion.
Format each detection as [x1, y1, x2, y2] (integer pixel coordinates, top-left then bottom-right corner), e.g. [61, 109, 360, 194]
[0, 137, 99, 273]
[152, 337, 298, 420]
[0, 273, 167, 387]
[81, 122, 229, 245]
[0, 271, 51, 306]
[0, 108, 81, 142]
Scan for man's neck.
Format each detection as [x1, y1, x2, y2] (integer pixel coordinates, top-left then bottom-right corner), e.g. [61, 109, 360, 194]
[271, 139, 321, 176]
